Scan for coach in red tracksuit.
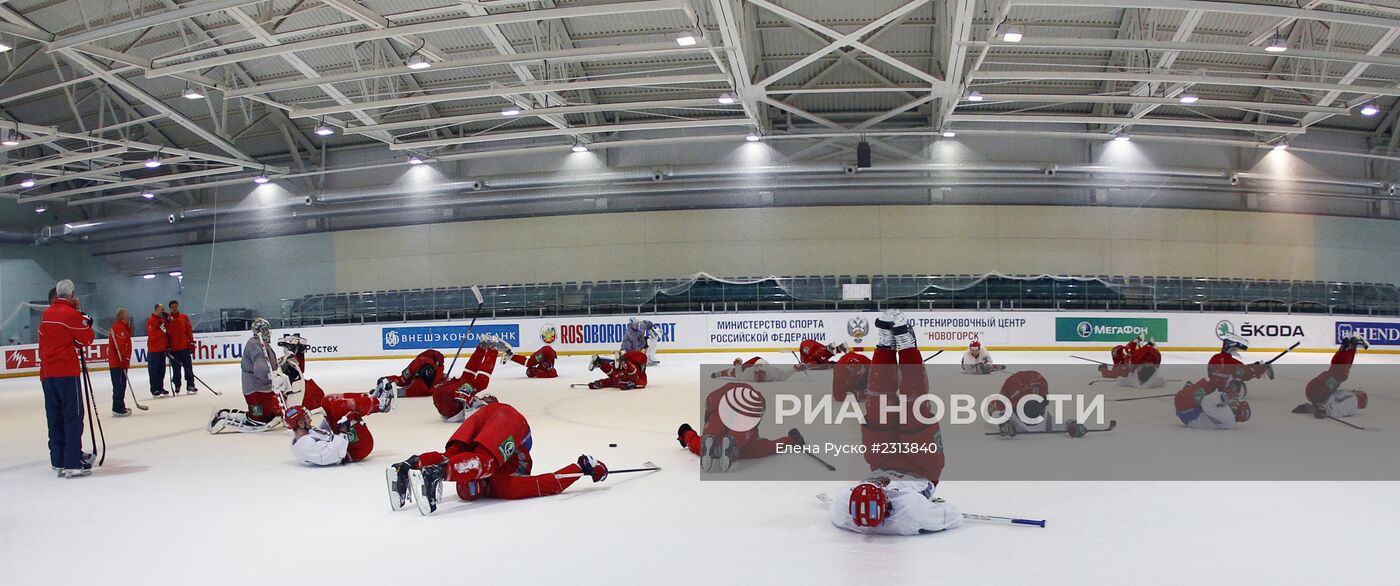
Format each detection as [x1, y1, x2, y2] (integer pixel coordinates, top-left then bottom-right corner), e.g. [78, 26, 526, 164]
[146, 303, 169, 397]
[107, 309, 133, 416]
[166, 300, 196, 394]
[39, 279, 95, 477]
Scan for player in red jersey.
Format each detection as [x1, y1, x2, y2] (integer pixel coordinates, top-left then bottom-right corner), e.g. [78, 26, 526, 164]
[1296, 334, 1369, 419]
[586, 351, 648, 389]
[676, 382, 803, 472]
[500, 344, 558, 378]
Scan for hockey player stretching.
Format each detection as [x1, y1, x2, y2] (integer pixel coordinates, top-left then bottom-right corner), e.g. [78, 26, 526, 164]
[429, 336, 510, 421]
[1295, 334, 1369, 419]
[285, 385, 394, 466]
[830, 310, 960, 535]
[961, 340, 1002, 374]
[383, 349, 446, 397]
[586, 351, 648, 389]
[1207, 334, 1271, 393]
[798, 339, 847, 367]
[1174, 378, 1250, 430]
[500, 344, 558, 378]
[385, 395, 609, 516]
[209, 318, 288, 433]
[676, 382, 803, 472]
[988, 370, 1089, 438]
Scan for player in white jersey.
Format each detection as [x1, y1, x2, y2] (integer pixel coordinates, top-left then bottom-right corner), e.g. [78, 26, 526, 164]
[830, 472, 962, 535]
[961, 339, 1002, 374]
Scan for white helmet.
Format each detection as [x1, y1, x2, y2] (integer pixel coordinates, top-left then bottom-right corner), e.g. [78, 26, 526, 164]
[252, 317, 271, 343]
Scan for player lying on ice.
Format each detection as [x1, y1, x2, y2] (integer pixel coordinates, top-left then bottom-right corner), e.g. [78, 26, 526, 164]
[961, 339, 1003, 374]
[830, 309, 957, 535]
[988, 370, 1093, 438]
[285, 384, 395, 466]
[1098, 336, 1164, 388]
[586, 351, 648, 389]
[709, 356, 802, 382]
[676, 382, 803, 472]
[209, 318, 291, 433]
[1175, 378, 1251, 430]
[797, 338, 848, 367]
[427, 336, 511, 421]
[498, 344, 558, 378]
[277, 333, 327, 406]
[381, 349, 445, 397]
[1294, 334, 1369, 419]
[384, 393, 609, 516]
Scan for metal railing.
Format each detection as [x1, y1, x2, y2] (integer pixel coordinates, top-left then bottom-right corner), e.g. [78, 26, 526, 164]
[275, 274, 1400, 327]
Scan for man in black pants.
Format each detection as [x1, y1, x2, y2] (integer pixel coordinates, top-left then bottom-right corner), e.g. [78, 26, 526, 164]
[39, 279, 96, 478]
[166, 300, 196, 394]
[146, 303, 169, 397]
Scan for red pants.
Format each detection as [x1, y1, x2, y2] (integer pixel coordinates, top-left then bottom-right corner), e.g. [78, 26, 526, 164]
[431, 345, 498, 418]
[861, 346, 944, 483]
[417, 402, 531, 480]
[681, 420, 789, 460]
[301, 379, 326, 411]
[590, 351, 647, 389]
[244, 391, 283, 423]
[511, 346, 558, 378]
[322, 392, 379, 462]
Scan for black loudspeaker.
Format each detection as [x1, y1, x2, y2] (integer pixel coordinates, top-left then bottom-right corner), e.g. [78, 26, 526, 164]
[856, 140, 871, 168]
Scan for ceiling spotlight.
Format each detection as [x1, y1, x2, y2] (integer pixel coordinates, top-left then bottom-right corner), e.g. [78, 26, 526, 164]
[1271, 141, 1289, 151]
[500, 106, 522, 117]
[1265, 30, 1288, 53]
[0, 127, 19, 146]
[1113, 133, 1131, 142]
[142, 274, 155, 280]
[33, 205, 46, 213]
[406, 53, 431, 70]
[0, 42, 11, 53]
[1001, 24, 1024, 43]
[571, 140, 588, 153]
[182, 85, 204, 100]
[718, 93, 736, 105]
[941, 130, 957, 138]
[253, 174, 270, 184]
[408, 156, 424, 165]
[965, 91, 985, 102]
[1360, 103, 1380, 116]
[19, 177, 36, 188]
[169, 271, 183, 277]
[745, 132, 761, 142]
[675, 31, 698, 46]
[314, 119, 335, 136]
[144, 153, 162, 168]
[141, 191, 155, 199]
[1179, 94, 1200, 104]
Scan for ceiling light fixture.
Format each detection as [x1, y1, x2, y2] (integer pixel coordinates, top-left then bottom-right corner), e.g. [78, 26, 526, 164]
[500, 106, 522, 116]
[314, 118, 335, 136]
[571, 140, 588, 153]
[182, 85, 204, 100]
[718, 93, 736, 105]
[408, 156, 424, 165]
[1265, 29, 1289, 53]
[966, 91, 985, 102]
[253, 164, 270, 184]
[169, 271, 183, 277]
[745, 132, 761, 142]
[941, 130, 957, 138]
[1, 124, 19, 146]
[19, 177, 36, 188]
[1179, 94, 1200, 104]
[675, 31, 698, 46]
[1360, 102, 1380, 116]
[33, 205, 45, 213]
[142, 274, 155, 280]
[1001, 24, 1024, 43]
[0, 42, 11, 53]
[1113, 132, 1131, 142]
[1272, 141, 1289, 151]
[405, 40, 431, 70]
[141, 190, 155, 199]
[145, 148, 163, 169]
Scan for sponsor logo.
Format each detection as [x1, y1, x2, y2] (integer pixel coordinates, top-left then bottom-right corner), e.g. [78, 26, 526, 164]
[539, 323, 557, 344]
[557, 322, 677, 345]
[5, 348, 38, 369]
[1336, 321, 1400, 345]
[1217, 319, 1304, 339]
[1055, 317, 1168, 342]
[381, 325, 520, 350]
[498, 436, 517, 460]
[846, 317, 869, 343]
[717, 384, 766, 433]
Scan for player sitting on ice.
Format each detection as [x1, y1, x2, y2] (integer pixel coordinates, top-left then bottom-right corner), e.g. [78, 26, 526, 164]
[709, 356, 800, 383]
[1207, 334, 1272, 394]
[1174, 378, 1250, 430]
[431, 336, 510, 421]
[285, 384, 395, 466]
[209, 318, 290, 433]
[499, 344, 558, 378]
[1294, 334, 1369, 419]
[677, 382, 804, 472]
[382, 349, 446, 397]
[961, 339, 1002, 374]
[1102, 338, 1165, 388]
[384, 393, 609, 516]
[798, 339, 848, 367]
[586, 351, 648, 390]
[622, 317, 661, 366]
[1098, 335, 1142, 378]
[988, 370, 1090, 438]
[828, 310, 954, 534]
[831, 472, 962, 535]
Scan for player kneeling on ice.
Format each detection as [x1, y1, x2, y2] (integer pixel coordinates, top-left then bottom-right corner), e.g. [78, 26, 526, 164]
[798, 339, 847, 367]
[382, 349, 446, 397]
[1174, 379, 1250, 430]
[209, 318, 289, 433]
[622, 317, 662, 366]
[1098, 335, 1142, 378]
[384, 394, 609, 516]
[1295, 334, 1369, 419]
[961, 340, 1002, 374]
[832, 472, 962, 535]
[286, 385, 395, 466]
[676, 382, 803, 472]
[586, 351, 648, 390]
[1207, 334, 1272, 394]
[499, 344, 558, 378]
[430, 336, 510, 421]
[988, 370, 1092, 438]
[710, 356, 800, 383]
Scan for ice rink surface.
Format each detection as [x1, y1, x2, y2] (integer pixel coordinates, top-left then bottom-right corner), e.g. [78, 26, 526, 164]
[2, 349, 1398, 585]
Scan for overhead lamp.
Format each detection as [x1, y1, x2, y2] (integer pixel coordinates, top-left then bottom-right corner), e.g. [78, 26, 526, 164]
[406, 39, 431, 69]
[1265, 29, 1288, 53]
[33, 205, 46, 213]
[1178, 94, 1200, 104]
[1360, 102, 1380, 116]
[1, 125, 19, 146]
[717, 93, 736, 105]
[966, 91, 985, 102]
[500, 106, 522, 117]
[314, 118, 335, 136]
[169, 271, 183, 277]
[145, 148, 163, 168]
[1113, 132, 1131, 142]
[407, 156, 424, 165]
[142, 274, 156, 280]
[141, 190, 156, 199]
[941, 130, 957, 138]
[1001, 24, 1024, 43]
[182, 85, 204, 100]
[253, 164, 270, 184]
[19, 177, 36, 188]
[0, 42, 11, 53]
[571, 140, 588, 153]
[675, 31, 698, 46]
[745, 132, 761, 142]
[1271, 140, 1289, 151]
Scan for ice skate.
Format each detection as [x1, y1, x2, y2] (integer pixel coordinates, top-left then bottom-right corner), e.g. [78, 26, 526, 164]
[699, 434, 718, 471]
[410, 462, 446, 516]
[207, 408, 231, 434]
[386, 459, 415, 511]
[718, 434, 738, 472]
[677, 423, 695, 448]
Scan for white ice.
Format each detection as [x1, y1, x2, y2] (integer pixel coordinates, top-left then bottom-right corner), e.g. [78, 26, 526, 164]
[1, 349, 1397, 585]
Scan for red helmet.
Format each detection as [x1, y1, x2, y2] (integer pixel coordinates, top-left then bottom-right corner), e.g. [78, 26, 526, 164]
[1354, 390, 1368, 410]
[1233, 400, 1251, 423]
[284, 405, 310, 429]
[969, 340, 982, 350]
[733, 358, 743, 366]
[849, 482, 890, 527]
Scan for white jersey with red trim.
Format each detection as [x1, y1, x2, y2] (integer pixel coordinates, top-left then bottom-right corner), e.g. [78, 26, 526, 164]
[829, 474, 962, 535]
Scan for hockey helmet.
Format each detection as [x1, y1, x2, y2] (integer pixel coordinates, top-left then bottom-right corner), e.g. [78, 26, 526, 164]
[849, 482, 890, 528]
[1220, 334, 1248, 355]
[284, 405, 310, 430]
[1232, 400, 1251, 423]
[969, 340, 982, 352]
[251, 317, 272, 343]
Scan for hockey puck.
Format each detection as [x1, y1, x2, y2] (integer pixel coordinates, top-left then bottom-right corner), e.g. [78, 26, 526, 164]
[608, 443, 617, 447]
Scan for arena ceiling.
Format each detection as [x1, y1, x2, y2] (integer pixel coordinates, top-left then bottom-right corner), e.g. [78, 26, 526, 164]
[4, 0, 1400, 227]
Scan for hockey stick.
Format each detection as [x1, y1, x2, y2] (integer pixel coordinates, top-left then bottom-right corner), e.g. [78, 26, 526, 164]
[1264, 341, 1302, 365]
[815, 494, 1045, 528]
[554, 461, 661, 479]
[789, 352, 815, 382]
[191, 373, 223, 396]
[1323, 415, 1371, 431]
[570, 383, 593, 388]
[803, 451, 836, 471]
[1071, 355, 1108, 366]
[77, 350, 106, 466]
[922, 349, 945, 363]
[123, 375, 149, 411]
[985, 420, 1117, 436]
[1115, 393, 1174, 402]
[445, 286, 486, 378]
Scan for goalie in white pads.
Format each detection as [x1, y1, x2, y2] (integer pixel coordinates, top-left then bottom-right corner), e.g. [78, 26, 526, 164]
[831, 472, 963, 535]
